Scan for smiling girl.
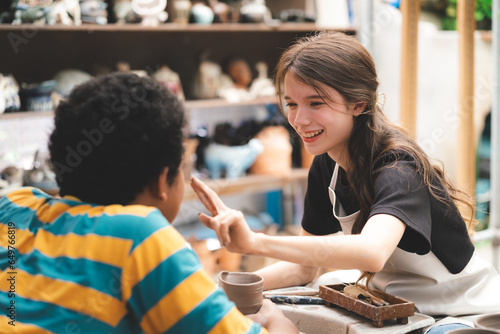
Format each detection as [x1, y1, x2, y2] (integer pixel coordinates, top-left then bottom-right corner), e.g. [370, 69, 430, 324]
[191, 32, 500, 332]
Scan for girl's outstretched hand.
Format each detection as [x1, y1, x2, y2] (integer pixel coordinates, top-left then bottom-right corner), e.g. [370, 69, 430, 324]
[190, 176, 258, 254]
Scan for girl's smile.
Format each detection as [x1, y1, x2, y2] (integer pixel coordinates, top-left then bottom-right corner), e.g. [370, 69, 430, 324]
[301, 129, 324, 143]
[284, 72, 361, 166]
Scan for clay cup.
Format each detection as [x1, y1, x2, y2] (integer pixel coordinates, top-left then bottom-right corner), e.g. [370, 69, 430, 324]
[218, 271, 264, 314]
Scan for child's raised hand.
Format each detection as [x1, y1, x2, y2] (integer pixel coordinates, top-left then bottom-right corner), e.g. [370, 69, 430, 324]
[190, 176, 258, 254]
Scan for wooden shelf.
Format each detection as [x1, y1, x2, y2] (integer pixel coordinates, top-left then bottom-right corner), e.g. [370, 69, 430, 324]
[0, 111, 54, 119]
[183, 168, 308, 201]
[0, 169, 309, 201]
[0, 96, 280, 119]
[0, 23, 355, 33]
[0, 23, 356, 97]
[185, 96, 278, 109]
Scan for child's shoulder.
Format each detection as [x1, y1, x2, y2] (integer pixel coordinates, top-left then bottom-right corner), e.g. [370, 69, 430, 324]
[0, 187, 52, 216]
[45, 198, 171, 250]
[1, 186, 48, 201]
[100, 204, 159, 219]
[87, 204, 170, 241]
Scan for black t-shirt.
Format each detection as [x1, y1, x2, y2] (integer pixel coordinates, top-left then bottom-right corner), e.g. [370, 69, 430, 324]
[302, 152, 475, 274]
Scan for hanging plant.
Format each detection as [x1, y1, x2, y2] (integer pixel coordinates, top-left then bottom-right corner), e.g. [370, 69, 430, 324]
[442, 0, 492, 30]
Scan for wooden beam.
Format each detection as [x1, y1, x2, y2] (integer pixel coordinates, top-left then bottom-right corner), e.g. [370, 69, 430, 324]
[457, 0, 476, 196]
[490, 0, 500, 270]
[399, 0, 420, 138]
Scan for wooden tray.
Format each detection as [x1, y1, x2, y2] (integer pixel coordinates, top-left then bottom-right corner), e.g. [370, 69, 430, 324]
[319, 284, 415, 328]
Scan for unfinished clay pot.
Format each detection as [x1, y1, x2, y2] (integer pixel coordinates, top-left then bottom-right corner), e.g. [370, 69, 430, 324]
[218, 271, 263, 314]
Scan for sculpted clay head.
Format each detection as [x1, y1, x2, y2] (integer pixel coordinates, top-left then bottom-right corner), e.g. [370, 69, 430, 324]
[227, 58, 252, 89]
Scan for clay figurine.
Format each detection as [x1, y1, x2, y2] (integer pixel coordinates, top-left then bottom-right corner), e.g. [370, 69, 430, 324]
[0, 74, 21, 113]
[19, 80, 56, 112]
[192, 60, 222, 99]
[190, 2, 214, 24]
[0, 167, 23, 190]
[116, 61, 148, 77]
[219, 58, 254, 102]
[53, 69, 93, 97]
[249, 61, 275, 98]
[47, 0, 82, 25]
[11, 0, 51, 25]
[227, 58, 252, 89]
[208, 0, 229, 23]
[204, 138, 264, 179]
[172, 0, 190, 24]
[239, 0, 271, 23]
[22, 150, 59, 195]
[79, 0, 108, 24]
[153, 65, 185, 100]
[131, 0, 168, 26]
[249, 126, 291, 175]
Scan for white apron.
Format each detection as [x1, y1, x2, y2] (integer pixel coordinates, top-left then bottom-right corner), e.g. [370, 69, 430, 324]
[325, 163, 500, 316]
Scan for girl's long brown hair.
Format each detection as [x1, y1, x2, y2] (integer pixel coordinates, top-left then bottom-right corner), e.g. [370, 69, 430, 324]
[275, 31, 477, 282]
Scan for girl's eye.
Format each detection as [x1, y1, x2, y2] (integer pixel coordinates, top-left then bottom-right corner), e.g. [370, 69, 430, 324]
[285, 103, 297, 108]
[310, 101, 324, 107]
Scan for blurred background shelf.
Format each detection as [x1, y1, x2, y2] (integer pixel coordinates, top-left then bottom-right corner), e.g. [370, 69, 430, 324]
[183, 168, 308, 201]
[0, 96, 279, 118]
[0, 23, 354, 101]
[0, 22, 355, 32]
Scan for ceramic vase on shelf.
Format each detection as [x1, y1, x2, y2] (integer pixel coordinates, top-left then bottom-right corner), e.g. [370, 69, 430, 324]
[239, 0, 270, 23]
[173, 0, 191, 24]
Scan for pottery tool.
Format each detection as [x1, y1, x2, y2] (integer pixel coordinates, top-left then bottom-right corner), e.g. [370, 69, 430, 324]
[320, 284, 415, 328]
[263, 287, 319, 297]
[265, 295, 325, 305]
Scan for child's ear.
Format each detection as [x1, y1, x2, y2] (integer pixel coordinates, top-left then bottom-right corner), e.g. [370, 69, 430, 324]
[352, 102, 367, 117]
[152, 167, 169, 201]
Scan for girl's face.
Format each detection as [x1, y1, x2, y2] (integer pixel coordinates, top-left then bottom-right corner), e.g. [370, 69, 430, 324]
[284, 72, 360, 163]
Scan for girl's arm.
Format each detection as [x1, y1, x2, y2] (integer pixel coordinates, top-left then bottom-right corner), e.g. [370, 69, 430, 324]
[255, 229, 320, 290]
[191, 176, 405, 273]
[252, 214, 405, 272]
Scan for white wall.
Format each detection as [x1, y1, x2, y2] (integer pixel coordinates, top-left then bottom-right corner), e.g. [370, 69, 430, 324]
[370, 4, 492, 180]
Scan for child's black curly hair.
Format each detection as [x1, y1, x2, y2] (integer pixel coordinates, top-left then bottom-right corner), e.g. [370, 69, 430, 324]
[49, 72, 186, 205]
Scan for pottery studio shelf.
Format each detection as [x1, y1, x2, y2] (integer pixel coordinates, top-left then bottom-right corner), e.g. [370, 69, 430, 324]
[0, 96, 279, 119]
[0, 110, 54, 119]
[183, 168, 309, 201]
[0, 23, 355, 102]
[0, 23, 355, 33]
